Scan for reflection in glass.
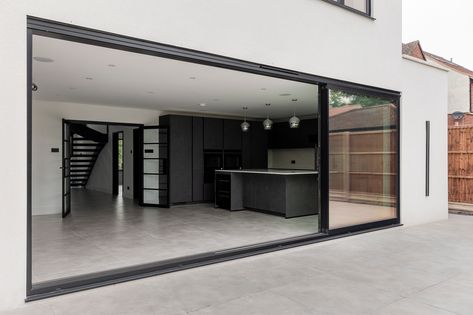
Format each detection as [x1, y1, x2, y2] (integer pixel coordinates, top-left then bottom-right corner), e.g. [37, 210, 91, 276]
[333, 0, 368, 12]
[328, 90, 398, 229]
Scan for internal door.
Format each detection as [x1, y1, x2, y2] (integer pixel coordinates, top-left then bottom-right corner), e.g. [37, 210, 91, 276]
[62, 120, 72, 217]
[141, 126, 169, 207]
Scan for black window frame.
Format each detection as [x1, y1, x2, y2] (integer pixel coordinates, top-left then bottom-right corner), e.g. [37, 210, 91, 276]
[26, 15, 399, 301]
[322, 0, 373, 18]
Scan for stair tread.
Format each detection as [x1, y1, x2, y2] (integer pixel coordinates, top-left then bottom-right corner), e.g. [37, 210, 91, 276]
[72, 143, 105, 146]
[74, 148, 101, 152]
[67, 128, 108, 187]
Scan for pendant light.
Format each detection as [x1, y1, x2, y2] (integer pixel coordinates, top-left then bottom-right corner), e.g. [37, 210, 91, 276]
[289, 99, 300, 129]
[241, 106, 250, 132]
[262, 103, 273, 130]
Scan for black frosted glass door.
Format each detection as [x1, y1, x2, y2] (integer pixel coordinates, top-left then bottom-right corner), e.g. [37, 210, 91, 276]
[141, 126, 169, 207]
[62, 120, 71, 218]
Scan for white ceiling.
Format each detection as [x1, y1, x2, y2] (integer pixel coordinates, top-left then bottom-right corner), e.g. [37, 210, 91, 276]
[32, 35, 318, 119]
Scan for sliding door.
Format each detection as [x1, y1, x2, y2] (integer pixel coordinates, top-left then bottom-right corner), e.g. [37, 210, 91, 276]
[328, 89, 399, 230]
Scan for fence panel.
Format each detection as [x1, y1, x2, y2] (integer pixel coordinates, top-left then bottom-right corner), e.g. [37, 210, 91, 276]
[449, 126, 473, 203]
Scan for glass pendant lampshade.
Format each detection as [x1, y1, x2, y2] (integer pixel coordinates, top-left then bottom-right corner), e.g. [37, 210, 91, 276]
[241, 106, 250, 132]
[263, 103, 273, 130]
[289, 113, 300, 129]
[263, 118, 273, 130]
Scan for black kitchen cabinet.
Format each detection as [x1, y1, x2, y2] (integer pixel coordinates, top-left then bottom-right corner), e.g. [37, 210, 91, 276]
[249, 123, 268, 168]
[223, 119, 242, 150]
[242, 131, 251, 169]
[160, 115, 193, 204]
[192, 117, 204, 202]
[203, 118, 223, 150]
[268, 118, 318, 149]
[241, 121, 268, 169]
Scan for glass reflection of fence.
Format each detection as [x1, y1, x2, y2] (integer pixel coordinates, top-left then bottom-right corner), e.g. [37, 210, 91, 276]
[329, 129, 397, 206]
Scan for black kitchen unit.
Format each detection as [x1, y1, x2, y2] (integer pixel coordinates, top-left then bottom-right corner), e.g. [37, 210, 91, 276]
[268, 118, 318, 149]
[160, 114, 267, 205]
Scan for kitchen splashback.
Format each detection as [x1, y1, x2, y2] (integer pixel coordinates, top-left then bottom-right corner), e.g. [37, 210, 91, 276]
[267, 148, 316, 170]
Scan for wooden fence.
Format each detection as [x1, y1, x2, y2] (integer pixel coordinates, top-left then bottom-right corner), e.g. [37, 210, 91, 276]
[448, 126, 473, 203]
[329, 129, 397, 206]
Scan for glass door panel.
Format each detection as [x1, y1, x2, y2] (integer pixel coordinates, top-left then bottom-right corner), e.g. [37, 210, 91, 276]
[328, 89, 398, 230]
[141, 126, 169, 207]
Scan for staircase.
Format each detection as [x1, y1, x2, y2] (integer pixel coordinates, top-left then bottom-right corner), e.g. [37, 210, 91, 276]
[69, 124, 108, 188]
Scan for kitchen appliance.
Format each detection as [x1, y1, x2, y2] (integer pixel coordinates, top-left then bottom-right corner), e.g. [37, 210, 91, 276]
[204, 150, 223, 184]
[223, 150, 242, 170]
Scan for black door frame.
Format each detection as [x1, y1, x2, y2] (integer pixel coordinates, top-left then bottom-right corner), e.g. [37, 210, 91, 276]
[26, 16, 401, 300]
[112, 131, 123, 196]
[61, 120, 71, 218]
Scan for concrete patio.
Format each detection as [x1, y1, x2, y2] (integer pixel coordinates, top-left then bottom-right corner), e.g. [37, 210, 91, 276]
[3, 214, 473, 315]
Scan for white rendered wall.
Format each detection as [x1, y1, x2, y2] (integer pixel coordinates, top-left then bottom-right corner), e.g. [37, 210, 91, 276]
[0, 0, 402, 310]
[32, 100, 160, 215]
[400, 58, 449, 226]
[445, 71, 470, 114]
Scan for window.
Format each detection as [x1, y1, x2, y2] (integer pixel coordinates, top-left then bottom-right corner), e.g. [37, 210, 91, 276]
[331, 0, 370, 15]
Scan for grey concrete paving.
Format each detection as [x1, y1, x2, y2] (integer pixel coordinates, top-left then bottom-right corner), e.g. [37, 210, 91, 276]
[6, 214, 472, 314]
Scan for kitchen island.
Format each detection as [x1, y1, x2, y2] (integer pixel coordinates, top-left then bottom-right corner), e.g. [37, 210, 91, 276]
[215, 169, 318, 218]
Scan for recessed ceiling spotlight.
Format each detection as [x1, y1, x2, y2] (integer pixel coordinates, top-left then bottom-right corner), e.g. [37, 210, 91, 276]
[85, 77, 93, 80]
[280, 93, 291, 96]
[107, 64, 117, 67]
[199, 103, 207, 107]
[189, 76, 197, 80]
[33, 56, 54, 63]
[32, 83, 38, 91]
[292, 98, 298, 102]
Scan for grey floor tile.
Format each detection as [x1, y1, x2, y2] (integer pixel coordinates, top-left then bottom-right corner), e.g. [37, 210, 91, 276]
[32, 189, 318, 282]
[189, 291, 314, 315]
[375, 298, 457, 315]
[410, 278, 473, 315]
[268, 271, 403, 315]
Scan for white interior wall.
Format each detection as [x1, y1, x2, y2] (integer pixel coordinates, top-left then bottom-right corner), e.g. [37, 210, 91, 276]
[0, 0, 408, 310]
[400, 57, 449, 226]
[32, 100, 160, 215]
[268, 149, 316, 170]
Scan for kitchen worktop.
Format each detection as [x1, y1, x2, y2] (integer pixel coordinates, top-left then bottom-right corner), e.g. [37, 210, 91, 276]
[215, 169, 319, 176]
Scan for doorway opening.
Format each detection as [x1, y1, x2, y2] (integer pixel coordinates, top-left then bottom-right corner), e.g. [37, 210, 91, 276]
[27, 17, 400, 300]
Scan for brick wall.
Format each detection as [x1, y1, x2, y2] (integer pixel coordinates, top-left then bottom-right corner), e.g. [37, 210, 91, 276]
[410, 45, 425, 60]
[448, 113, 473, 126]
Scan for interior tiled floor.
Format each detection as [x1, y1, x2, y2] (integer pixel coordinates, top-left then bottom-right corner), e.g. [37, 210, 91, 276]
[11, 214, 473, 315]
[32, 189, 319, 283]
